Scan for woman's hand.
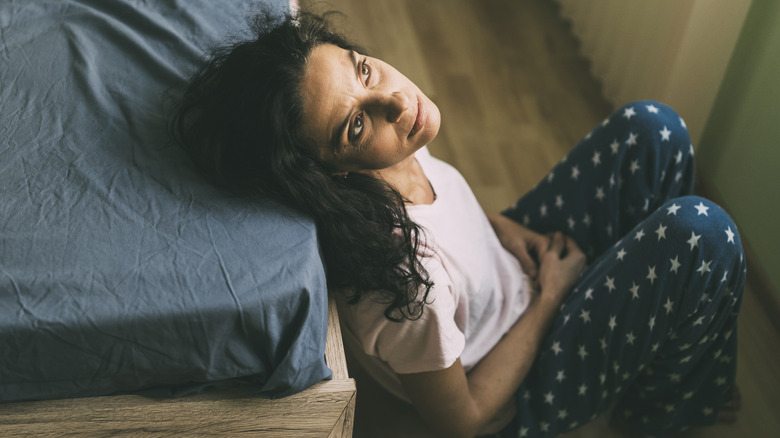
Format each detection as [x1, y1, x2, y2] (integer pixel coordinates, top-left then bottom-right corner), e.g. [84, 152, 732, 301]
[536, 232, 586, 306]
[486, 213, 548, 281]
[398, 230, 585, 438]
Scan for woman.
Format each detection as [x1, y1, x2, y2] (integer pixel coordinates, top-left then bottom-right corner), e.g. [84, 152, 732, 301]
[172, 8, 745, 438]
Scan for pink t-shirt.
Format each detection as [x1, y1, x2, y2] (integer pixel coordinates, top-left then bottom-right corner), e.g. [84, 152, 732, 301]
[336, 147, 532, 402]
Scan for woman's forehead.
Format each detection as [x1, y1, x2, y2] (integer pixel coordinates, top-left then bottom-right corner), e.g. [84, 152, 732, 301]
[300, 44, 355, 153]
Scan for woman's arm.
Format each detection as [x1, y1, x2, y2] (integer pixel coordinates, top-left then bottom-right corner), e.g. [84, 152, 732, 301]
[398, 233, 586, 438]
[486, 212, 548, 284]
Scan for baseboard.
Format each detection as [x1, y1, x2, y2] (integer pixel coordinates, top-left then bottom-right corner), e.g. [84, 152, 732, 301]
[695, 166, 780, 335]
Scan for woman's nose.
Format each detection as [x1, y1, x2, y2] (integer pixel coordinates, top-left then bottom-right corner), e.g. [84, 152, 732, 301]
[368, 91, 410, 123]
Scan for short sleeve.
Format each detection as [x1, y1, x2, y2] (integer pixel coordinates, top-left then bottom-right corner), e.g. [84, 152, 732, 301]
[340, 253, 466, 375]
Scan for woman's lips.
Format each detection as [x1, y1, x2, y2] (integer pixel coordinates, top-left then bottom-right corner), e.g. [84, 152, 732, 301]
[409, 97, 426, 138]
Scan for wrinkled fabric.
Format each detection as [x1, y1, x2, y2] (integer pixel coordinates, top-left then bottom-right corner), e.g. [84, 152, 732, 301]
[0, 0, 330, 402]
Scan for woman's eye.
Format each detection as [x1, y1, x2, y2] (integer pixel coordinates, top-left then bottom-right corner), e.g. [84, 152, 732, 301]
[360, 60, 370, 84]
[351, 114, 364, 139]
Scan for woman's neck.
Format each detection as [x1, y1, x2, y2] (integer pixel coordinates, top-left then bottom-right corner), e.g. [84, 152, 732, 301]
[363, 155, 435, 205]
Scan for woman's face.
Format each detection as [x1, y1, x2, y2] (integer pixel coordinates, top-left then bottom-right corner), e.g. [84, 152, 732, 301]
[300, 44, 441, 173]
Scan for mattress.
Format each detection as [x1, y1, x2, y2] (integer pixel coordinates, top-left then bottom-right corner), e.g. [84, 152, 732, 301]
[0, 0, 331, 402]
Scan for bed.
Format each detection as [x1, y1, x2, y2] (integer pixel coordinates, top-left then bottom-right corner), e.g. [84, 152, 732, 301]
[0, 0, 354, 435]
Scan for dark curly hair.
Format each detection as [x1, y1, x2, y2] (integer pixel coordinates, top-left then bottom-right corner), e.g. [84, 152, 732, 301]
[170, 6, 432, 321]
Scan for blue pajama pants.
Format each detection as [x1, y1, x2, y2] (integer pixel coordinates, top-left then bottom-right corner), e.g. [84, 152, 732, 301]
[502, 101, 746, 437]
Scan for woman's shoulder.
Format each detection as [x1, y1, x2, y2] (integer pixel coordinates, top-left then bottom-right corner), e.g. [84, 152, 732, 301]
[335, 275, 465, 374]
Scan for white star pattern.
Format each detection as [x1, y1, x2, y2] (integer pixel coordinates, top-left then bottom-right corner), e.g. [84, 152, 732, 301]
[630, 160, 640, 174]
[655, 223, 667, 240]
[697, 260, 712, 276]
[667, 203, 681, 215]
[660, 126, 671, 141]
[605, 276, 616, 293]
[646, 104, 659, 114]
[580, 309, 592, 324]
[670, 256, 681, 274]
[626, 132, 639, 146]
[551, 341, 563, 355]
[664, 298, 674, 314]
[608, 315, 617, 330]
[616, 248, 627, 261]
[595, 186, 606, 201]
[610, 139, 620, 154]
[646, 266, 657, 284]
[687, 232, 701, 250]
[623, 107, 636, 119]
[592, 151, 601, 166]
[725, 227, 735, 243]
[634, 229, 645, 241]
[629, 282, 640, 300]
[571, 165, 580, 180]
[694, 202, 710, 216]
[583, 214, 592, 228]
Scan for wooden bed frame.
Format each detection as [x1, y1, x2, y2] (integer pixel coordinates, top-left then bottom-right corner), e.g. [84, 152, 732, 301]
[0, 297, 355, 437]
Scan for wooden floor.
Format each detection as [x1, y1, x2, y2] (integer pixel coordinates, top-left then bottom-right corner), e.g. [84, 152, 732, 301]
[303, 0, 780, 437]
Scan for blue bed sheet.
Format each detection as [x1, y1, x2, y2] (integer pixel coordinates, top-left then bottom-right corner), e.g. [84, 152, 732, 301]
[0, 0, 331, 402]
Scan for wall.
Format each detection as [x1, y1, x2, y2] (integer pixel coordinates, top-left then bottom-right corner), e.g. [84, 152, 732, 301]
[555, 0, 752, 146]
[698, 0, 780, 299]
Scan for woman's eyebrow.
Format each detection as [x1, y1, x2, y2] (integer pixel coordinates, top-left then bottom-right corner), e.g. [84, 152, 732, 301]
[329, 50, 362, 151]
[349, 50, 360, 77]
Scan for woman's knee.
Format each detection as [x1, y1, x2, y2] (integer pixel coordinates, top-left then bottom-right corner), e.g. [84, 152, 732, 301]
[655, 196, 744, 266]
[605, 101, 695, 194]
[613, 101, 691, 154]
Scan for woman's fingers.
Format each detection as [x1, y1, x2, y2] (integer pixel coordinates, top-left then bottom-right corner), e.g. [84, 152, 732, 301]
[548, 232, 564, 255]
[516, 249, 538, 279]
